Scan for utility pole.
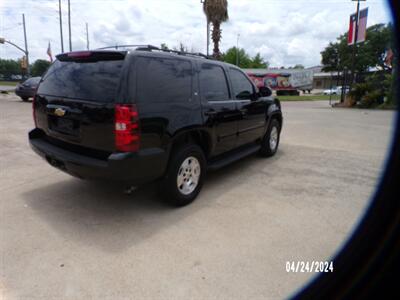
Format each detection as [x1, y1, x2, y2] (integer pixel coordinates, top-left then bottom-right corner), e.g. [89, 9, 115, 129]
[59, 0, 64, 53]
[236, 34, 240, 66]
[206, 21, 210, 57]
[22, 14, 30, 77]
[329, 70, 333, 106]
[201, 0, 210, 56]
[86, 22, 89, 50]
[68, 0, 72, 51]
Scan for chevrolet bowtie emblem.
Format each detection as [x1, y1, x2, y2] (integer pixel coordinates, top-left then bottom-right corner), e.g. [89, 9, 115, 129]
[54, 108, 66, 117]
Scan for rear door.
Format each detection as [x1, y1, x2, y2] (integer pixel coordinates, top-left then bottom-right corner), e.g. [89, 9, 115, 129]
[133, 55, 198, 150]
[229, 67, 267, 146]
[34, 51, 126, 152]
[199, 63, 240, 156]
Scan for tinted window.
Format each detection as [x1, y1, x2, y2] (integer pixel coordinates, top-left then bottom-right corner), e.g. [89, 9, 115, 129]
[230, 68, 254, 99]
[38, 59, 124, 102]
[136, 57, 192, 103]
[25, 77, 41, 85]
[199, 64, 229, 101]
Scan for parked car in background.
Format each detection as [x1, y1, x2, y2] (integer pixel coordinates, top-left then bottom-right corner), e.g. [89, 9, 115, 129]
[15, 77, 41, 101]
[323, 86, 350, 95]
[29, 46, 283, 206]
[11, 74, 23, 80]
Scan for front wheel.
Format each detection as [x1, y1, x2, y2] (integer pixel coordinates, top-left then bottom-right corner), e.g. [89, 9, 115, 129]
[159, 144, 206, 207]
[259, 119, 281, 157]
[21, 97, 29, 102]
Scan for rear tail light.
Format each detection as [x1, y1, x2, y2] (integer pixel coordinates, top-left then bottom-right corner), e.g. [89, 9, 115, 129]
[32, 95, 37, 127]
[114, 104, 140, 152]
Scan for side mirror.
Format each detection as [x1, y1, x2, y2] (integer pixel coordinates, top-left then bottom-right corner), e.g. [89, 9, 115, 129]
[259, 86, 272, 97]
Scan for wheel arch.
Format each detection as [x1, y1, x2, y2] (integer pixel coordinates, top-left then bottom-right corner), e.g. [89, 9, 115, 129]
[271, 113, 283, 129]
[169, 128, 212, 159]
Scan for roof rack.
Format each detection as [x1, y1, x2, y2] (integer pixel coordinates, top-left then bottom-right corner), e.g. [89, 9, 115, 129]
[96, 44, 159, 50]
[96, 44, 212, 59]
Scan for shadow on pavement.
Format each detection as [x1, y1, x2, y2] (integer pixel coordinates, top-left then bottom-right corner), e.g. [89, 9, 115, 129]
[22, 151, 281, 253]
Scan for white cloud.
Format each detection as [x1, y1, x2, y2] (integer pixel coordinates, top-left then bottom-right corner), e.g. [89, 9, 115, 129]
[0, 0, 393, 68]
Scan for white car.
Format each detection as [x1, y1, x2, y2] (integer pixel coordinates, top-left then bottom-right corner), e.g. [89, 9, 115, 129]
[323, 86, 350, 95]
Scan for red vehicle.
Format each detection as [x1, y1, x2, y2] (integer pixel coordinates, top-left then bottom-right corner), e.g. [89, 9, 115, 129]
[245, 69, 313, 96]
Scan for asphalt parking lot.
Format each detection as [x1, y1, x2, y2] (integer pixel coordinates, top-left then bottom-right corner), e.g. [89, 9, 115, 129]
[0, 93, 395, 299]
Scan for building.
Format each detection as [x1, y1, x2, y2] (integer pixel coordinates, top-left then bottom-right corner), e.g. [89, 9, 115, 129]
[307, 66, 343, 90]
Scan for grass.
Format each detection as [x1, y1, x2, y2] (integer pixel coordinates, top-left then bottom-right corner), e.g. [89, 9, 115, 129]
[377, 102, 397, 110]
[277, 94, 341, 101]
[0, 81, 18, 87]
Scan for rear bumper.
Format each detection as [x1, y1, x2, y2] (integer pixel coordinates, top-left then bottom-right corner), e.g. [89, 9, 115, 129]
[29, 128, 168, 185]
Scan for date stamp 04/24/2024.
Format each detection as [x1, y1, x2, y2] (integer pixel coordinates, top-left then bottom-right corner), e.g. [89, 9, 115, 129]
[286, 261, 334, 273]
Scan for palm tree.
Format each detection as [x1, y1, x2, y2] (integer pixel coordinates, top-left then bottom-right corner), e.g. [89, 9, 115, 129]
[203, 0, 229, 60]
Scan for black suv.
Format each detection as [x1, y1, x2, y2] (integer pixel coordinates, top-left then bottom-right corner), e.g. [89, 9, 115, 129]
[29, 46, 283, 206]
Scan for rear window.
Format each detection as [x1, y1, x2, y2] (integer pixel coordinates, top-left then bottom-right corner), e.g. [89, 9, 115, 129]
[24, 77, 41, 85]
[37, 59, 124, 102]
[136, 57, 192, 103]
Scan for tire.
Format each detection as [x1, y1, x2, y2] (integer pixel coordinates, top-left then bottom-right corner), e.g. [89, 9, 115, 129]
[21, 97, 29, 101]
[159, 144, 206, 207]
[259, 119, 281, 157]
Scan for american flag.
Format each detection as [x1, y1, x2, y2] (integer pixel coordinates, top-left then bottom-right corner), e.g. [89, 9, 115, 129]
[47, 41, 53, 62]
[356, 8, 368, 44]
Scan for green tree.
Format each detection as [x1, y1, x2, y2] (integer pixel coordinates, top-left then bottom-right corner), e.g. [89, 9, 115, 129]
[0, 58, 21, 78]
[31, 59, 51, 77]
[322, 23, 396, 107]
[293, 64, 305, 69]
[203, 0, 229, 60]
[160, 43, 169, 50]
[320, 41, 340, 72]
[172, 42, 188, 52]
[349, 72, 393, 107]
[222, 47, 251, 68]
[249, 53, 268, 68]
[321, 23, 394, 73]
[222, 47, 269, 69]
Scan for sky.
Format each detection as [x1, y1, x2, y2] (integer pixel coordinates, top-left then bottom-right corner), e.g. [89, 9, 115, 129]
[0, 0, 393, 68]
